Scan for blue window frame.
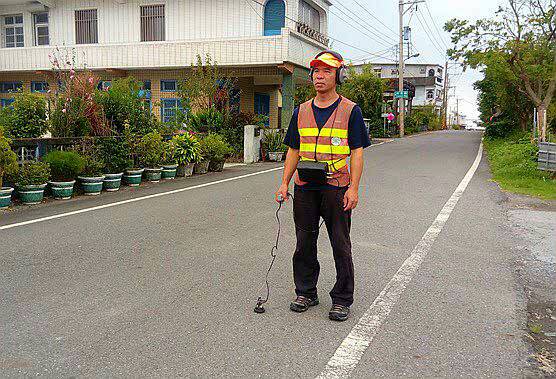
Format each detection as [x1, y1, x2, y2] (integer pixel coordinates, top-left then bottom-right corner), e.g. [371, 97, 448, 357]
[161, 98, 182, 123]
[254, 93, 270, 126]
[0, 81, 23, 93]
[1, 98, 15, 108]
[31, 81, 49, 93]
[161, 80, 177, 92]
[138, 80, 152, 99]
[264, 0, 285, 36]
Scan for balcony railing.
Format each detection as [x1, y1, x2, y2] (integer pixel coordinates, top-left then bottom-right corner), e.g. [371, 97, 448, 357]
[295, 22, 329, 46]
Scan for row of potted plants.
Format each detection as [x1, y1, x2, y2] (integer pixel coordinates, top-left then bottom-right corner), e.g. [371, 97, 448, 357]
[0, 131, 232, 209]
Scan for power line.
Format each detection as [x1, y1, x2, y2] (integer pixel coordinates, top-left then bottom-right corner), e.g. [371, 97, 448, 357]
[424, 1, 449, 48]
[414, 6, 446, 57]
[330, 4, 394, 49]
[350, 0, 399, 38]
[417, 6, 446, 53]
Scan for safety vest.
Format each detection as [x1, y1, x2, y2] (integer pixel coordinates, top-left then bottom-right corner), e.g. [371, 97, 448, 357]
[294, 96, 355, 187]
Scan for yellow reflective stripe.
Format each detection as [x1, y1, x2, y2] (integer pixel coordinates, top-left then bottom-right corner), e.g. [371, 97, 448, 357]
[298, 128, 348, 138]
[299, 157, 347, 171]
[300, 143, 351, 155]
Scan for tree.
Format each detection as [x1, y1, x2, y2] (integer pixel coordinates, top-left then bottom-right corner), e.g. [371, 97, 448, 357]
[339, 65, 384, 120]
[446, 0, 555, 141]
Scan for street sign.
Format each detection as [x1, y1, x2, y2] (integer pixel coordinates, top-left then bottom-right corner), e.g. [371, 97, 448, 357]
[387, 113, 395, 122]
[394, 91, 409, 99]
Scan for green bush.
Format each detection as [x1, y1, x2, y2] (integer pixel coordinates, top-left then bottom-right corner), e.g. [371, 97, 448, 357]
[15, 161, 50, 186]
[80, 155, 105, 177]
[262, 130, 285, 152]
[137, 131, 165, 167]
[484, 119, 515, 139]
[43, 150, 85, 181]
[1, 93, 48, 138]
[94, 77, 160, 135]
[199, 133, 232, 162]
[169, 133, 201, 165]
[188, 107, 225, 134]
[0, 128, 18, 188]
[406, 105, 441, 133]
[95, 137, 133, 173]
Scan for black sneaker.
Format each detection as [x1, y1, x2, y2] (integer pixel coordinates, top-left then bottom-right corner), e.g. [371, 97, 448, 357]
[329, 304, 350, 321]
[290, 295, 319, 312]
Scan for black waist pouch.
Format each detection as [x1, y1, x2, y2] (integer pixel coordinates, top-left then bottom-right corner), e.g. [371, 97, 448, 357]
[297, 161, 329, 185]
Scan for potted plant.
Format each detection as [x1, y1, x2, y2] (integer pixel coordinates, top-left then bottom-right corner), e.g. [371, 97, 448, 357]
[263, 131, 285, 162]
[97, 137, 133, 191]
[161, 140, 178, 180]
[200, 133, 232, 172]
[170, 133, 201, 177]
[0, 131, 18, 209]
[15, 161, 51, 205]
[137, 131, 165, 182]
[43, 150, 84, 199]
[78, 155, 105, 195]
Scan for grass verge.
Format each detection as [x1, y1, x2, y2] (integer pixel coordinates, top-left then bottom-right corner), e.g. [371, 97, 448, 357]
[483, 132, 556, 200]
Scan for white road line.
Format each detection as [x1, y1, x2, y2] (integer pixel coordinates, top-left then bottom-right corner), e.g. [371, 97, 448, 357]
[0, 167, 283, 231]
[317, 141, 484, 379]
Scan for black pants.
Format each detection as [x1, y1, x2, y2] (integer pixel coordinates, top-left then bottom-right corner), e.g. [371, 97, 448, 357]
[292, 185, 354, 307]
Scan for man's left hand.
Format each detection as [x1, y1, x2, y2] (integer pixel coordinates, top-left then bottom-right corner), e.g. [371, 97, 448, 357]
[343, 187, 359, 211]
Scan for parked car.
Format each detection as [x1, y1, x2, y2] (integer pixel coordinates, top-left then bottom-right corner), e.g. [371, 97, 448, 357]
[466, 123, 486, 131]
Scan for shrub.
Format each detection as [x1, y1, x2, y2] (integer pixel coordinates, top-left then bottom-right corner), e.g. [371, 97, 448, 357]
[2, 92, 48, 138]
[95, 78, 160, 135]
[0, 129, 18, 188]
[15, 161, 50, 186]
[49, 72, 109, 137]
[199, 133, 232, 162]
[169, 133, 201, 165]
[262, 130, 285, 152]
[80, 155, 105, 177]
[43, 150, 85, 181]
[137, 131, 165, 167]
[95, 137, 133, 173]
[484, 119, 515, 139]
[188, 107, 225, 134]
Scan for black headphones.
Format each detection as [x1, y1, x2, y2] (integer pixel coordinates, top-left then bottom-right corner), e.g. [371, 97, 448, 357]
[309, 50, 348, 85]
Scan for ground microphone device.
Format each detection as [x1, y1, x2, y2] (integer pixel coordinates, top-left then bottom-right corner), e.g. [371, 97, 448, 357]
[297, 161, 329, 185]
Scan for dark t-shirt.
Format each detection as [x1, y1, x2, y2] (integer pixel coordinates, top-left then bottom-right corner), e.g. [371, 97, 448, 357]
[283, 97, 371, 190]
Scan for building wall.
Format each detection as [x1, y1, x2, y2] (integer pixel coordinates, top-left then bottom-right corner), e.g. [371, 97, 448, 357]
[0, 0, 329, 46]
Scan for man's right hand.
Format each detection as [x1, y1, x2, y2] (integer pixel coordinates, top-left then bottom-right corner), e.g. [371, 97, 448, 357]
[275, 183, 290, 203]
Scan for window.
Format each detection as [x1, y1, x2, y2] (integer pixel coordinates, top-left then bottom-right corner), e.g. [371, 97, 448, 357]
[254, 93, 270, 127]
[31, 81, 49, 92]
[75, 9, 98, 44]
[264, 0, 285, 36]
[3, 14, 24, 48]
[138, 80, 151, 98]
[161, 98, 182, 123]
[140, 5, 165, 41]
[160, 80, 177, 92]
[33, 12, 49, 46]
[0, 98, 15, 108]
[419, 67, 426, 74]
[436, 89, 442, 98]
[426, 89, 434, 100]
[428, 69, 435, 77]
[391, 69, 398, 75]
[0, 82, 23, 93]
[299, 1, 320, 32]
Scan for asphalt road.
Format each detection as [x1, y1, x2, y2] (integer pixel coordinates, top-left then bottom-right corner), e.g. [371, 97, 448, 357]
[0, 131, 527, 377]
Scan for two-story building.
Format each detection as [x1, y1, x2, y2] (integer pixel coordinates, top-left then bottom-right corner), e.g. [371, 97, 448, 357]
[352, 62, 445, 113]
[0, 0, 331, 129]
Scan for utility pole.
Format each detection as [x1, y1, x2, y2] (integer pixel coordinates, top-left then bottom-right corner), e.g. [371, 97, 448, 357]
[398, 0, 424, 137]
[398, 0, 405, 137]
[456, 98, 460, 127]
[441, 61, 448, 130]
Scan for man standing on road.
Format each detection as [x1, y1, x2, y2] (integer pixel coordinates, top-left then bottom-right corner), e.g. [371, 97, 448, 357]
[275, 51, 371, 321]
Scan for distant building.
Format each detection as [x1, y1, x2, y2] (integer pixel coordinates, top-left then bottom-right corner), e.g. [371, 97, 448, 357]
[351, 62, 445, 113]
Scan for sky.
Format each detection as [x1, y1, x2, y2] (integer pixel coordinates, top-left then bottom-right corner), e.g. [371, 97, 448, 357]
[327, 0, 505, 122]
